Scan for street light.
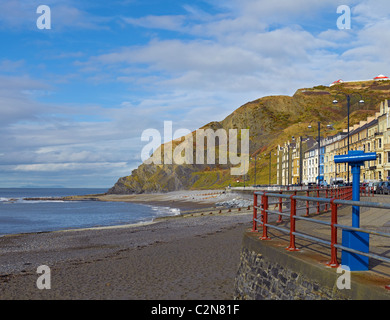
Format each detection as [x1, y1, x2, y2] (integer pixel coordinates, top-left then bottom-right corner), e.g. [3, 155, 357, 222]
[308, 122, 321, 187]
[264, 151, 276, 186]
[264, 152, 271, 185]
[243, 157, 246, 188]
[332, 92, 365, 183]
[250, 154, 258, 187]
[308, 122, 334, 186]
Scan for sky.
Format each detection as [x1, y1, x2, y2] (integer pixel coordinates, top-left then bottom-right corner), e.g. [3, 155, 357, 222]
[0, 0, 390, 188]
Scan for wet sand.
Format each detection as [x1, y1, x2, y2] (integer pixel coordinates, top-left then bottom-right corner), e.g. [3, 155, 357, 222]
[0, 191, 252, 300]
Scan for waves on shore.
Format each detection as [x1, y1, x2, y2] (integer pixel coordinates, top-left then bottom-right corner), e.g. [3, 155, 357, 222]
[0, 189, 183, 236]
[150, 206, 181, 217]
[0, 197, 66, 204]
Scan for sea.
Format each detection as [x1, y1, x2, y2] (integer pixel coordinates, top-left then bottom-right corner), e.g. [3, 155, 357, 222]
[0, 188, 180, 236]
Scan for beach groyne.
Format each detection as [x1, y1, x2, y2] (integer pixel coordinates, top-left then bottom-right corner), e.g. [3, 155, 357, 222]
[234, 231, 390, 300]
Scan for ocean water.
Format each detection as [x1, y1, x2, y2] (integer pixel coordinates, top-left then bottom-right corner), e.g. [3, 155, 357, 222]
[0, 188, 180, 236]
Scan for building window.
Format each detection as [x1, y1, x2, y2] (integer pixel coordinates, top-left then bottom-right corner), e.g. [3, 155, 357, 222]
[379, 139, 382, 148]
[368, 143, 370, 151]
[378, 153, 382, 165]
[388, 152, 390, 163]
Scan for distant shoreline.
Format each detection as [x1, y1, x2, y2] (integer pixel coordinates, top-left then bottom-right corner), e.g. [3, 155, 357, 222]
[22, 189, 236, 211]
[0, 189, 253, 239]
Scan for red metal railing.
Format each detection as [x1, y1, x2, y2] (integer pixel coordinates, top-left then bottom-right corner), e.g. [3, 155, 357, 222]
[252, 186, 355, 233]
[252, 188, 390, 278]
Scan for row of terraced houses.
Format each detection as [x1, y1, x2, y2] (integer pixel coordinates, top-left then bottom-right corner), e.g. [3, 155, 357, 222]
[276, 99, 390, 186]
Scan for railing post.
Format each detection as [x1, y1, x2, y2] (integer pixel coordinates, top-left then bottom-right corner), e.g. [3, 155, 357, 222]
[260, 193, 270, 240]
[316, 188, 320, 214]
[286, 194, 299, 251]
[325, 188, 329, 211]
[305, 190, 309, 217]
[327, 199, 339, 268]
[252, 192, 258, 232]
[277, 190, 283, 223]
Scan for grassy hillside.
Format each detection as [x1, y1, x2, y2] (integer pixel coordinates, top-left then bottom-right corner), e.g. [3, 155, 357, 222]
[108, 80, 390, 193]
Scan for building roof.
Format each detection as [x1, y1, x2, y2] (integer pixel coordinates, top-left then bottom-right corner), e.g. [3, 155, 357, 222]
[374, 74, 389, 80]
[329, 75, 390, 86]
[348, 118, 378, 136]
[329, 79, 344, 86]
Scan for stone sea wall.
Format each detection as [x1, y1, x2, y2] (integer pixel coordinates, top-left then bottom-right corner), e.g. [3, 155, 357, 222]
[234, 232, 390, 300]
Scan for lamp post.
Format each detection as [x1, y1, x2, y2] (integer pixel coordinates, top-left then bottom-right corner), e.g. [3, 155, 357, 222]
[264, 151, 276, 186]
[251, 154, 258, 186]
[333, 92, 365, 184]
[264, 152, 271, 185]
[243, 158, 246, 188]
[308, 122, 334, 186]
[269, 152, 271, 186]
[308, 122, 321, 187]
[299, 136, 304, 185]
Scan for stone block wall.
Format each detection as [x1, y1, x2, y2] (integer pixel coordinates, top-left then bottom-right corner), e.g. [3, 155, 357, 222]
[234, 232, 390, 300]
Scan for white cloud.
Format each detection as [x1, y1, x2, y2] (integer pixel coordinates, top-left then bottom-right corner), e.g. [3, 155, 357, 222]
[123, 15, 186, 31]
[13, 162, 128, 172]
[0, 0, 110, 31]
[353, 0, 390, 24]
[2, 0, 390, 187]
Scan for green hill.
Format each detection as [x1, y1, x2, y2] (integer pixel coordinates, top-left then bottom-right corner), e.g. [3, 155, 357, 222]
[108, 80, 390, 194]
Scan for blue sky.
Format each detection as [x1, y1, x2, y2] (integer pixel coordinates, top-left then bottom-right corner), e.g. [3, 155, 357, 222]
[0, 0, 390, 188]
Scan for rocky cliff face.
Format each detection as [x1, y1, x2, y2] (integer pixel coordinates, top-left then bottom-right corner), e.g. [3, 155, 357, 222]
[109, 81, 389, 194]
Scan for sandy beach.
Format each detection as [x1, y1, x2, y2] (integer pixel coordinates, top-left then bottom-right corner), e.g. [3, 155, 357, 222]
[0, 190, 253, 300]
[62, 189, 248, 210]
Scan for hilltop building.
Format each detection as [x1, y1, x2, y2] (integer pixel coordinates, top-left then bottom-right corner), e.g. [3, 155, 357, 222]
[374, 74, 389, 81]
[329, 74, 390, 87]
